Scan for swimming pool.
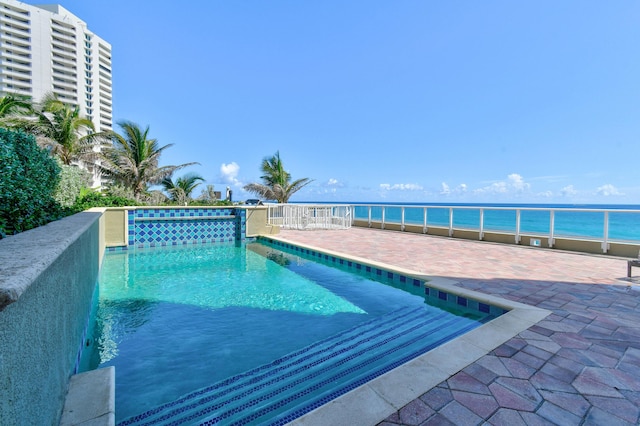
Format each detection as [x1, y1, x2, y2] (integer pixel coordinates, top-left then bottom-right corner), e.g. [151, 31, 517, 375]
[82, 239, 505, 425]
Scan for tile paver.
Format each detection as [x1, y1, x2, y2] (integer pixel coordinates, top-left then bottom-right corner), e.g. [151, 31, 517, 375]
[276, 227, 640, 425]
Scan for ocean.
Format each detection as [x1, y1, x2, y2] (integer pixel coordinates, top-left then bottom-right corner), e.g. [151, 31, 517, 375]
[303, 202, 640, 242]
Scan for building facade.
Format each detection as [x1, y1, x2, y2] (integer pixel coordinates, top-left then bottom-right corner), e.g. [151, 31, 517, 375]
[0, 0, 112, 133]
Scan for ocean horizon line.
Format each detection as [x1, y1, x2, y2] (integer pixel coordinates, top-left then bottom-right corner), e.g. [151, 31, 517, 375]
[298, 201, 640, 210]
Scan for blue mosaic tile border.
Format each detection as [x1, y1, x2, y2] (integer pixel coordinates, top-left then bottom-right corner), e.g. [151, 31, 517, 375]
[423, 287, 506, 318]
[123, 207, 246, 248]
[260, 237, 509, 318]
[133, 207, 234, 219]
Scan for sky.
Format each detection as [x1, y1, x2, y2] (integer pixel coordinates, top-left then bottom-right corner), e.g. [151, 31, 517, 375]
[28, 1, 640, 204]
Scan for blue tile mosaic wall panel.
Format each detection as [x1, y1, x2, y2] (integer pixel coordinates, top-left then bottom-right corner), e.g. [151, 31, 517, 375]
[126, 208, 246, 248]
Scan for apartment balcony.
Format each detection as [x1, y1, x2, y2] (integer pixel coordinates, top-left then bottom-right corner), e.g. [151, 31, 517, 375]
[53, 82, 77, 93]
[0, 72, 31, 85]
[52, 67, 77, 79]
[2, 48, 30, 60]
[52, 35, 76, 49]
[2, 22, 30, 35]
[1, 34, 30, 49]
[51, 19, 75, 33]
[52, 43, 76, 57]
[53, 76, 77, 88]
[52, 55, 77, 69]
[1, 67, 31, 80]
[53, 91, 77, 103]
[1, 82, 31, 94]
[1, 59, 31, 74]
[98, 43, 111, 55]
[0, 12, 30, 28]
[99, 85, 112, 93]
[52, 27, 76, 42]
[51, 43, 77, 60]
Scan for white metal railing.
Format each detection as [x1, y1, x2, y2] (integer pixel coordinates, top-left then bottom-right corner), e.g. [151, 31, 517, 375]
[350, 204, 640, 254]
[267, 204, 352, 230]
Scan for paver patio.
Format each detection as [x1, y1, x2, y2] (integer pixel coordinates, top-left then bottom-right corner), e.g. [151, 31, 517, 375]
[277, 227, 640, 426]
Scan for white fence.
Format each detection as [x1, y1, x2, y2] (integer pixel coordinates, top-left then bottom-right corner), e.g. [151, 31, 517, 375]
[351, 204, 640, 253]
[267, 204, 352, 230]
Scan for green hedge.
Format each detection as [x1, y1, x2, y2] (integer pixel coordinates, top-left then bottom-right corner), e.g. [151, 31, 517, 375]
[0, 129, 61, 238]
[71, 192, 136, 212]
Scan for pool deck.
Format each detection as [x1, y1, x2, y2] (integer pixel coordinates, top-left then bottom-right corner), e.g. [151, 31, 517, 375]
[277, 227, 640, 426]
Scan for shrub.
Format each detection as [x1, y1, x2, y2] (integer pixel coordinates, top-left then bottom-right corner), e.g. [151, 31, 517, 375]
[104, 184, 136, 200]
[0, 129, 61, 238]
[54, 162, 92, 207]
[71, 191, 136, 212]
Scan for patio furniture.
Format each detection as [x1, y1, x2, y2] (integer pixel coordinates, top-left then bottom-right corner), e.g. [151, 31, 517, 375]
[627, 259, 640, 277]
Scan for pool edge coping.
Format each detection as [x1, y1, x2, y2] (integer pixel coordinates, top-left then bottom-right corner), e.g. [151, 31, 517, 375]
[261, 235, 551, 426]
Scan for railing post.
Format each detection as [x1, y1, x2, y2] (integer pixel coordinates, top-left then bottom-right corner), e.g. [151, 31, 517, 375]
[448, 208, 453, 237]
[423, 207, 428, 234]
[515, 209, 521, 244]
[479, 208, 484, 240]
[368, 206, 372, 228]
[602, 211, 609, 253]
[549, 210, 555, 248]
[381, 207, 386, 230]
[401, 207, 405, 231]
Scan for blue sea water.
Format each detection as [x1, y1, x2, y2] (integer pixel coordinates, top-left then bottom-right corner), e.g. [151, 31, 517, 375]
[303, 202, 640, 242]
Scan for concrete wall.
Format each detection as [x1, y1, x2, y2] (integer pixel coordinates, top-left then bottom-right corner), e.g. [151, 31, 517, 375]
[0, 212, 103, 425]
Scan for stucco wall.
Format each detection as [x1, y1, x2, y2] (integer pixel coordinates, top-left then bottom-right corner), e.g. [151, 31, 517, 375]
[0, 212, 102, 425]
[244, 206, 280, 237]
[104, 208, 127, 247]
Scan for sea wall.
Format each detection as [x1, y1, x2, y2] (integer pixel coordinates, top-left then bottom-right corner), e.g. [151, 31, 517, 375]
[0, 212, 102, 425]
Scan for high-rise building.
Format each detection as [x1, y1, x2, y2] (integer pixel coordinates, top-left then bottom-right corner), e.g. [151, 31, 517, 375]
[0, 0, 112, 133]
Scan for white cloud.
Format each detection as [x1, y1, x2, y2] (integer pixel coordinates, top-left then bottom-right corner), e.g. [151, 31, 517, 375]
[440, 182, 467, 196]
[317, 178, 345, 194]
[507, 173, 530, 192]
[220, 162, 241, 186]
[474, 173, 531, 196]
[380, 183, 423, 191]
[596, 184, 624, 196]
[560, 185, 577, 197]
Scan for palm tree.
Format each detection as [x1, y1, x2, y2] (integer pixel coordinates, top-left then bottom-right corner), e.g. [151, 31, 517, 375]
[9, 93, 108, 165]
[99, 120, 198, 201]
[243, 151, 313, 203]
[161, 173, 205, 205]
[0, 94, 33, 125]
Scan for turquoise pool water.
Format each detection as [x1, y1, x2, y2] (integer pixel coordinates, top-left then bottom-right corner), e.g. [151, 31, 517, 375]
[84, 240, 501, 425]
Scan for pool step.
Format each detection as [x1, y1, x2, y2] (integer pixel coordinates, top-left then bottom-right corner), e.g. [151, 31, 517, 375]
[119, 306, 478, 425]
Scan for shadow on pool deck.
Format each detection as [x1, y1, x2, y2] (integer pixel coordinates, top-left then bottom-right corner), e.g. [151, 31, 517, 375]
[276, 228, 640, 426]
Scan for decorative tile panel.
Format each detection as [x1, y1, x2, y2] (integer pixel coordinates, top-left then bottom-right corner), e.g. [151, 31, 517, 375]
[124, 207, 246, 248]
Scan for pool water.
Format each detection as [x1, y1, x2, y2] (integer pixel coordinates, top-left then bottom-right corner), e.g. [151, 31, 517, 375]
[83, 240, 499, 425]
